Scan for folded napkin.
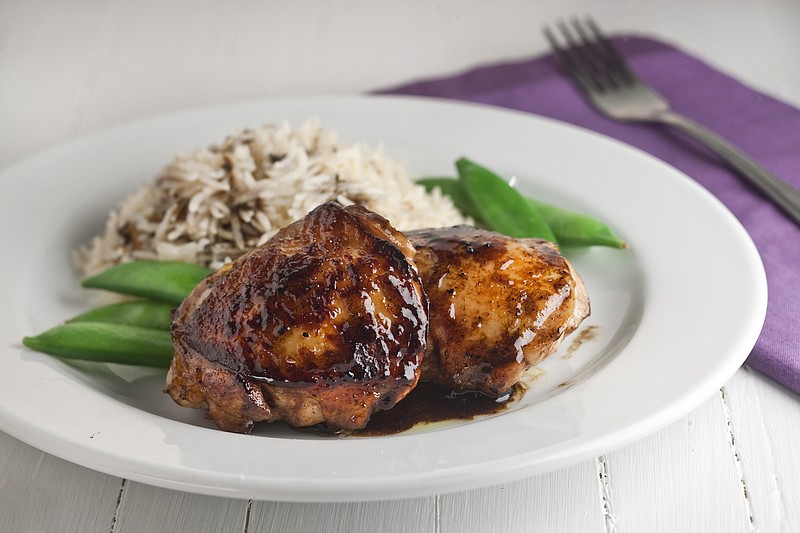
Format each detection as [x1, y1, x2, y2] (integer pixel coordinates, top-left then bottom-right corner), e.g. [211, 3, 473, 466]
[380, 36, 800, 395]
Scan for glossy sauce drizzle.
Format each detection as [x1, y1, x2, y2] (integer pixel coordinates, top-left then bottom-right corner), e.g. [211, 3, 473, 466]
[353, 382, 525, 436]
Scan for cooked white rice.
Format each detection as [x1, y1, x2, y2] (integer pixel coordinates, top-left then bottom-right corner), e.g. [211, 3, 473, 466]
[76, 118, 469, 275]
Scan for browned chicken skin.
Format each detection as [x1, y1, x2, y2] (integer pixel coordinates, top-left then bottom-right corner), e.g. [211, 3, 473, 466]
[407, 226, 590, 396]
[166, 202, 590, 432]
[166, 202, 428, 433]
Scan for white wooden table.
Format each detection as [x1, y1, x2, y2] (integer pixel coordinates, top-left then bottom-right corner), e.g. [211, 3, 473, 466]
[2, 2, 799, 532]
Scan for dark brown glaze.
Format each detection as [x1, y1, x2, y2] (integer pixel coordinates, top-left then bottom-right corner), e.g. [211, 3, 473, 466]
[407, 226, 590, 397]
[166, 202, 428, 432]
[355, 382, 524, 436]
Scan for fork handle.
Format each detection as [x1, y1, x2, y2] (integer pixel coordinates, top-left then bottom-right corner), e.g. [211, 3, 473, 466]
[656, 110, 800, 225]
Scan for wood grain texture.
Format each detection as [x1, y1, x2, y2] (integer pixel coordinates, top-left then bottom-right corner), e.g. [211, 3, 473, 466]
[439, 462, 605, 533]
[0, 432, 121, 533]
[603, 394, 752, 532]
[113, 482, 247, 533]
[725, 367, 800, 533]
[248, 497, 435, 533]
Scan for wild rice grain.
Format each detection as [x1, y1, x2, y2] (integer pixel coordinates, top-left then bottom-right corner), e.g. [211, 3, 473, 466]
[75, 118, 468, 275]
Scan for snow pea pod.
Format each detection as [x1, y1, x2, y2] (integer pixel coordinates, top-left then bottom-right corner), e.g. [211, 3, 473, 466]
[22, 322, 173, 368]
[67, 300, 174, 330]
[418, 175, 626, 248]
[417, 177, 483, 221]
[456, 158, 557, 242]
[82, 261, 213, 305]
[526, 198, 627, 249]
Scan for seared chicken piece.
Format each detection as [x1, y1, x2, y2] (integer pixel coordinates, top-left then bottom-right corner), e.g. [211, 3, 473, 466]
[166, 202, 428, 433]
[407, 226, 590, 396]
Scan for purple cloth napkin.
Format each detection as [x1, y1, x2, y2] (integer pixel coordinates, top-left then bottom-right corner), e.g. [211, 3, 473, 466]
[380, 36, 800, 394]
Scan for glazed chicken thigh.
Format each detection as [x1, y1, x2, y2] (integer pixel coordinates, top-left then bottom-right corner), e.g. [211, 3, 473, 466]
[166, 202, 428, 433]
[408, 226, 590, 396]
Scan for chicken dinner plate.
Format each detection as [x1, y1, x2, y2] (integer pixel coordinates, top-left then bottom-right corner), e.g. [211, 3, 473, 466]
[0, 95, 766, 501]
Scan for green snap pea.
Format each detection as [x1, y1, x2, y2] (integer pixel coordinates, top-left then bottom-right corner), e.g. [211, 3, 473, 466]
[417, 177, 484, 221]
[456, 158, 557, 242]
[67, 300, 175, 330]
[419, 161, 627, 249]
[419, 177, 476, 217]
[22, 322, 173, 368]
[526, 198, 627, 249]
[82, 260, 213, 305]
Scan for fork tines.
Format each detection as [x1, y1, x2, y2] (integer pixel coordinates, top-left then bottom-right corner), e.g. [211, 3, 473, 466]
[544, 18, 636, 93]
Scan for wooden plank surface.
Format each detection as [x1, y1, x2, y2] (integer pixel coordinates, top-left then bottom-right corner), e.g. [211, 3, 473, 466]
[605, 394, 751, 532]
[725, 368, 800, 532]
[4, 0, 800, 170]
[0, 432, 121, 533]
[439, 462, 605, 533]
[248, 498, 436, 533]
[114, 483, 247, 533]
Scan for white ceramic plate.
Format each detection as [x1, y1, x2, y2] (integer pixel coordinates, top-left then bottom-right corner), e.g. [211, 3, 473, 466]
[0, 95, 766, 502]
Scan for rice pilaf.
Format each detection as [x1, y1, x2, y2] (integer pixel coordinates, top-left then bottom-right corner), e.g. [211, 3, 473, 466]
[76, 119, 468, 275]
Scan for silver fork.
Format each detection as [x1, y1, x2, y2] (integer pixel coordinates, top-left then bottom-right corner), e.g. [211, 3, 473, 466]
[545, 18, 800, 226]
